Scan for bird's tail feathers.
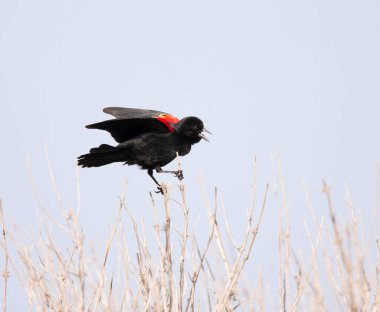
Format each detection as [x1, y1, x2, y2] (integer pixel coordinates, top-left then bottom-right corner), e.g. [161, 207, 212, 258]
[78, 144, 121, 168]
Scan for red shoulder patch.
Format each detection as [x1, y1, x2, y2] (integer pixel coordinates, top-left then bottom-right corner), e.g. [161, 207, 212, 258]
[155, 113, 180, 132]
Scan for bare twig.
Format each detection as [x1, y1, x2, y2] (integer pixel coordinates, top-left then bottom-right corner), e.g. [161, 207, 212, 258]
[178, 180, 189, 310]
[322, 180, 357, 311]
[214, 183, 268, 312]
[0, 199, 10, 312]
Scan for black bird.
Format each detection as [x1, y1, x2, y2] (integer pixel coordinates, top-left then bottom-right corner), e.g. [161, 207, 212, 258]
[78, 107, 210, 193]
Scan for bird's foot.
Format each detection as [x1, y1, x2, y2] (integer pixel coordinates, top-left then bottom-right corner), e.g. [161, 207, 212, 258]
[154, 184, 168, 195]
[155, 186, 164, 194]
[174, 170, 184, 181]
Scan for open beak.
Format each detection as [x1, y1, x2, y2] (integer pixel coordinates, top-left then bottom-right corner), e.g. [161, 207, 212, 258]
[199, 128, 212, 142]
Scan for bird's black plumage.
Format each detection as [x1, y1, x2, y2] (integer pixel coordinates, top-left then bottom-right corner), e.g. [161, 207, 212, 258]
[78, 107, 209, 193]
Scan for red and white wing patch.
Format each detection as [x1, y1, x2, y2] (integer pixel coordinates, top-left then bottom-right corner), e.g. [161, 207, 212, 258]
[155, 113, 180, 132]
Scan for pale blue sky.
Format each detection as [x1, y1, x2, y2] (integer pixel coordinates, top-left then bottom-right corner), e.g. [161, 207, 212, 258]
[1, 0, 379, 309]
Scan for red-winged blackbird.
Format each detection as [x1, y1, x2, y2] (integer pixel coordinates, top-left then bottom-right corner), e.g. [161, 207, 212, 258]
[78, 107, 210, 193]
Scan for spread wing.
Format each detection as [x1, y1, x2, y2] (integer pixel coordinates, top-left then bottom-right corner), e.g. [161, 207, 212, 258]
[86, 107, 180, 143]
[103, 107, 167, 119]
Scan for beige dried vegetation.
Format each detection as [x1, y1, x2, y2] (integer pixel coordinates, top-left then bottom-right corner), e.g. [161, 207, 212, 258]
[0, 157, 379, 311]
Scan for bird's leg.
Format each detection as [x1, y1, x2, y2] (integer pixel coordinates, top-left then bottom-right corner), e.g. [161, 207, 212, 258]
[155, 166, 184, 181]
[148, 169, 163, 194]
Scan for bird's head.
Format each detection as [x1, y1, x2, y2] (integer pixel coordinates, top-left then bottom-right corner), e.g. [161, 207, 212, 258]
[174, 116, 211, 143]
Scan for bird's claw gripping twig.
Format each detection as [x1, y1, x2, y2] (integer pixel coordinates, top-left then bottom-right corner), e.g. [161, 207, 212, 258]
[155, 186, 164, 194]
[174, 170, 184, 181]
[155, 184, 169, 195]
